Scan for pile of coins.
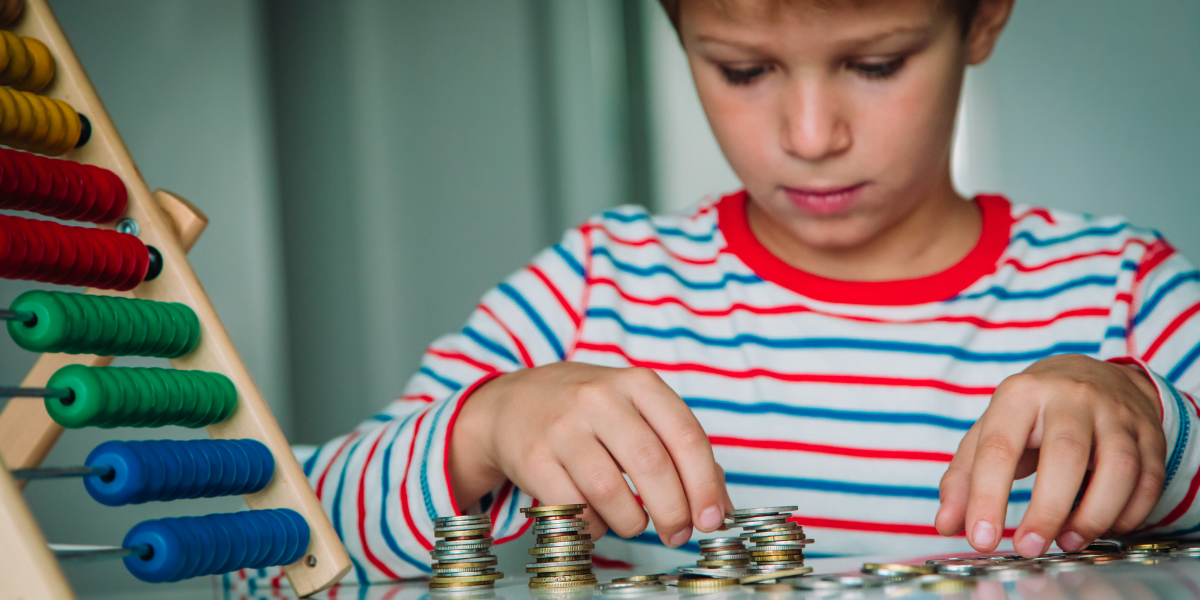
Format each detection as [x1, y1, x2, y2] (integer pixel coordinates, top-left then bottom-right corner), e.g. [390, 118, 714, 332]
[429, 515, 503, 591]
[727, 506, 812, 574]
[522, 504, 597, 590]
[676, 537, 750, 578]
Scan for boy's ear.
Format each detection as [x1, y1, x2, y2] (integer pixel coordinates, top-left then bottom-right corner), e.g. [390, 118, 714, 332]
[965, 0, 1015, 65]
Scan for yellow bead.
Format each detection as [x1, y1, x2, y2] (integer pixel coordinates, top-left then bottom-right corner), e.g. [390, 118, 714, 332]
[40, 93, 65, 152]
[8, 86, 33, 147]
[0, 31, 30, 86]
[25, 93, 50, 150]
[54, 98, 79, 154]
[15, 37, 54, 93]
[0, 87, 16, 140]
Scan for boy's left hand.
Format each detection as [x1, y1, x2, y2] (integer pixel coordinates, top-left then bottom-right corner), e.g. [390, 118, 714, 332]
[934, 354, 1166, 557]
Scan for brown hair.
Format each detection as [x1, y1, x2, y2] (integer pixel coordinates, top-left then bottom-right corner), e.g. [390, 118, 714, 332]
[657, 0, 983, 37]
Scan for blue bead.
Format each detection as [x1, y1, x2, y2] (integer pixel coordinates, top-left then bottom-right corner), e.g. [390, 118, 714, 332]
[230, 511, 265, 571]
[209, 442, 239, 497]
[165, 518, 203, 581]
[123, 519, 187, 583]
[209, 515, 246, 575]
[279, 509, 311, 565]
[84, 441, 145, 507]
[197, 517, 230, 577]
[133, 441, 167, 504]
[247, 510, 286, 569]
[150, 440, 184, 499]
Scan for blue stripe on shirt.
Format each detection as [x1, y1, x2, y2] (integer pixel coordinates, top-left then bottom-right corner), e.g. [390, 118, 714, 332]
[553, 243, 586, 278]
[588, 308, 1098, 362]
[419, 367, 462, 392]
[726, 471, 1032, 502]
[684, 397, 976, 431]
[420, 399, 460, 520]
[1163, 384, 1191, 489]
[499, 282, 566, 360]
[1168, 339, 1200, 384]
[1135, 271, 1200, 326]
[951, 275, 1117, 302]
[332, 436, 371, 584]
[600, 211, 718, 242]
[593, 247, 761, 289]
[463, 326, 520, 366]
[1012, 223, 1128, 247]
[380, 414, 431, 572]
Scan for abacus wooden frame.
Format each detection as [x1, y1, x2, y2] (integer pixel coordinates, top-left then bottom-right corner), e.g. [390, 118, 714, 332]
[0, 0, 351, 596]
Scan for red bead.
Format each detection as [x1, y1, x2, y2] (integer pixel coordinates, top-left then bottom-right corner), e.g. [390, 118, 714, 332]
[0, 148, 129, 224]
[0, 215, 150, 290]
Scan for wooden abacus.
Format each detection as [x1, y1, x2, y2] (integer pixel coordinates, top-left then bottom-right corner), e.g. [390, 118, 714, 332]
[0, 0, 351, 597]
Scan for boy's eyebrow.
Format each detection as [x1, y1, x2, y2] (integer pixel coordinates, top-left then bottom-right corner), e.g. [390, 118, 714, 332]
[696, 25, 932, 52]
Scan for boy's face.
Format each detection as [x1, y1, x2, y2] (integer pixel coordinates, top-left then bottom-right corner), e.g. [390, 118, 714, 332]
[680, 0, 977, 250]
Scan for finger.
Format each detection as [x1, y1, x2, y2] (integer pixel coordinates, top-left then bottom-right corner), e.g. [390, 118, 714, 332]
[558, 435, 648, 538]
[1014, 403, 1092, 557]
[591, 396, 694, 547]
[964, 396, 1040, 553]
[1109, 429, 1167, 534]
[936, 424, 979, 536]
[1055, 427, 1139, 551]
[623, 368, 729, 534]
[515, 456, 610, 539]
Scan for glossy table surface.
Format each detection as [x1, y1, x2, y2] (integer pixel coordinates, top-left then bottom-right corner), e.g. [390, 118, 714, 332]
[79, 553, 1200, 600]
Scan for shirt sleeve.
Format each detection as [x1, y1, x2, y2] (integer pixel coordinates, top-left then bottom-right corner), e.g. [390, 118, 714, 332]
[1119, 239, 1200, 538]
[298, 226, 590, 583]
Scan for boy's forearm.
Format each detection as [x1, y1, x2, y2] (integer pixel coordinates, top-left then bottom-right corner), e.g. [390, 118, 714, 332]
[448, 374, 508, 510]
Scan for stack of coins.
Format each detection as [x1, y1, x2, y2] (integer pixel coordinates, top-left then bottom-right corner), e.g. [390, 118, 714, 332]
[522, 504, 597, 590]
[429, 515, 503, 591]
[726, 506, 812, 575]
[678, 537, 750, 578]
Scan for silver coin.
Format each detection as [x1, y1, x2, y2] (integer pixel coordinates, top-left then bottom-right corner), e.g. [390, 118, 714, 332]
[436, 538, 495, 547]
[728, 507, 799, 517]
[526, 559, 593, 569]
[435, 515, 492, 525]
[596, 582, 667, 595]
[677, 566, 748, 578]
[699, 537, 746, 547]
[431, 551, 493, 560]
[435, 524, 495, 533]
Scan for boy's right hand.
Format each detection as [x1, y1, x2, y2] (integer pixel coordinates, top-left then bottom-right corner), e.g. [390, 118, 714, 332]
[449, 363, 733, 547]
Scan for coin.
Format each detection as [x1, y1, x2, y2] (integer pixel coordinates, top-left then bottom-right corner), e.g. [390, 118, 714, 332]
[679, 576, 739, 591]
[529, 579, 598, 589]
[862, 563, 935, 576]
[430, 574, 505, 584]
[530, 574, 598, 583]
[522, 504, 587, 516]
[727, 507, 799, 517]
[737, 567, 812, 584]
[1125, 541, 1178, 552]
[597, 582, 667, 595]
[697, 559, 751, 567]
[613, 574, 667, 583]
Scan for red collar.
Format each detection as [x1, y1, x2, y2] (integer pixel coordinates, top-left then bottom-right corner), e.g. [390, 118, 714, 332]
[717, 190, 1013, 305]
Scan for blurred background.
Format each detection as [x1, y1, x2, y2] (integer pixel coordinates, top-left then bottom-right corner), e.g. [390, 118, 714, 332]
[0, 0, 1198, 594]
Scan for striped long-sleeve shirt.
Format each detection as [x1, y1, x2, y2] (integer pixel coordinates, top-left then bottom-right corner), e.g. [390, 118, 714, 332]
[298, 192, 1200, 583]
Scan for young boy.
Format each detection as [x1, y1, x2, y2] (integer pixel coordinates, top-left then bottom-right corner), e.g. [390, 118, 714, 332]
[299, 0, 1200, 582]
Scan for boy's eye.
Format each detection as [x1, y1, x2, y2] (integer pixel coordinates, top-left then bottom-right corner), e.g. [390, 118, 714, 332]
[718, 64, 772, 86]
[848, 57, 906, 80]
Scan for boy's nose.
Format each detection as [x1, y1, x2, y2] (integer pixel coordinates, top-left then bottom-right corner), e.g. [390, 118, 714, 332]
[779, 79, 851, 162]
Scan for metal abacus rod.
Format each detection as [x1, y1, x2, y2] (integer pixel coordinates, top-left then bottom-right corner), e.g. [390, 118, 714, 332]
[0, 386, 72, 399]
[51, 544, 150, 563]
[10, 465, 111, 480]
[0, 309, 35, 324]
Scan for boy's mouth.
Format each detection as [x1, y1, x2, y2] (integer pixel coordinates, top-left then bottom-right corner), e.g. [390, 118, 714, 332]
[783, 182, 867, 216]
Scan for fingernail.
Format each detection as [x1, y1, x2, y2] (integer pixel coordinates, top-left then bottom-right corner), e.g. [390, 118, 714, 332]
[1058, 531, 1085, 552]
[1017, 532, 1046, 557]
[668, 528, 692, 548]
[971, 521, 996, 548]
[698, 506, 723, 531]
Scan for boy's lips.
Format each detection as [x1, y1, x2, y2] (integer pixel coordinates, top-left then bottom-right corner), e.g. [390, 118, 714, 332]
[784, 182, 867, 215]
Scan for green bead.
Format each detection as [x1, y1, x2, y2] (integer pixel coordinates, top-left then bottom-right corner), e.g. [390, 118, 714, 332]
[106, 299, 137, 355]
[187, 371, 218, 428]
[179, 304, 202, 356]
[210, 372, 238, 422]
[45, 365, 108, 429]
[7, 291, 71, 353]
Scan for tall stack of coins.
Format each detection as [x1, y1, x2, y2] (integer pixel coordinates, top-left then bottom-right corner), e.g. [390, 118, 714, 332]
[522, 504, 596, 590]
[429, 515, 503, 591]
[727, 506, 812, 575]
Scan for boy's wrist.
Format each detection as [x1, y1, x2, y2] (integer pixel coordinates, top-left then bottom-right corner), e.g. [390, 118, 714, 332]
[448, 372, 508, 510]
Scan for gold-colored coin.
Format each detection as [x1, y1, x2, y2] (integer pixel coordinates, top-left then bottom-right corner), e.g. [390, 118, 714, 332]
[678, 576, 738, 590]
[921, 578, 976, 593]
[529, 579, 597, 589]
[436, 528, 491, 538]
[530, 574, 598, 583]
[436, 561, 498, 570]
[1125, 541, 1178, 552]
[537, 534, 591, 543]
[696, 559, 750, 567]
[862, 563, 936, 576]
[737, 567, 812, 584]
[429, 580, 495, 589]
[613, 574, 667, 583]
[429, 573, 504, 584]
[523, 505, 588, 517]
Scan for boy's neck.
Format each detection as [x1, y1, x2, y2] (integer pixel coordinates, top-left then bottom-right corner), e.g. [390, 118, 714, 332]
[746, 176, 983, 283]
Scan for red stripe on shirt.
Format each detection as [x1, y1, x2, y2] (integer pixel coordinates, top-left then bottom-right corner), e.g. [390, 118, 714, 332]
[582, 223, 719, 266]
[495, 498, 538, 544]
[1013, 207, 1056, 225]
[399, 410, 433, 550]
[1136, 239, 1176, 283]
[792, 515, 1015, 538]
[576, 342, 997, 396]
[1144, 299, 1200, 362]
[357, 430, 401, 579]
[315, 433, 359, 500]
[402, 394, 436, 403]
[709, 435, 954, 462]
[427, 348, 500, 374]
[529, 264, 581, 327]
[1003, 237, 1152, 273]
[478, 303, 534, 367]
[590, 277, 1109, 328]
